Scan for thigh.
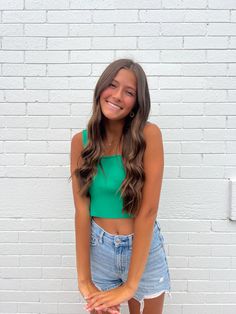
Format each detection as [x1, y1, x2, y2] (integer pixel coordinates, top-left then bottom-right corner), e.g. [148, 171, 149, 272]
[128, 292, 165, 314]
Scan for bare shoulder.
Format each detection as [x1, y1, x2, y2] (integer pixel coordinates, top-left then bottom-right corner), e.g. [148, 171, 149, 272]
[70, 131, 84, 169]
[71, 131, 83, 145]
[143, 122, 162, 143]
[71, 131, 83, 153]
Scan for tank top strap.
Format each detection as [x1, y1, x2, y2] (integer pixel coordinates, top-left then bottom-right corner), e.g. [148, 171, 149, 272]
[82, 129, 88, 148]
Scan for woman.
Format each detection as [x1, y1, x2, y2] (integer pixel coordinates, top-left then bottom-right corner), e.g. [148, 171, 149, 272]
[70, 59, 171, 314]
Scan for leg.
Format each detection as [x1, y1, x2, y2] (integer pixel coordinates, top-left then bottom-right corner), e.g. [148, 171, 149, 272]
[128, 292, 165, 314]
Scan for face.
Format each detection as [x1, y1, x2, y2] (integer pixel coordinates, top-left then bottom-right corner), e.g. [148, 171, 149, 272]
[99, 68, 137, 122]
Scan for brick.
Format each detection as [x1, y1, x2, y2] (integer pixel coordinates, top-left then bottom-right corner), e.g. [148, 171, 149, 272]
[48, 64, 91, 76]
[2, 36, 46, 50]
[0, 103, 26, 115]
[20, 255, 61, 267]
[49, 90, 92, 103]
[70, 24, 114, 37]
[183, 90, 227, 102]
[181, 166, 224, 178]
[25, 51, 68, 63]
[25, 77, 69, 89]
[160, 77, 206, 89]
[160, 103, 204, 115]
[0, 0, 23, 9]
[189, 257, 231, 268]
[138, 37, 182, 49]
[25, 0, 69, 9]
[28, 128, 70, 140]
[188, 280, 230, 292]
[71, 0, 162, 9]
[183, 116, 226, 128]
[140, 9, 185, 22]
[25, 24, 68, 36]
[208, 23, 236, 35]
[184, 9, 230, 22]
[117, 51, 161, 64]
[209, 0, 236, 9]
[48, 37, 90, 50]
[182, 141, 225, 153]
[3, 64, 46, 76]
[162, 23, 206, 36]
[207, 50, 236, 62]
[184, 36, 228, 49]
[205, 103, 236, 115]
[183, 63, 227, 76]
[163, 0, 207, 9]
[93, 9, 138, 22]
[0, 51, 24, 63]
[92, 37, 136, 49]
[161, 50, 206, 62]
[4, 116, 48, 128]
[3, 10, 46, 23]
[115, 23, 160, 36]
[48, 10, 91, 23]
[0, 24, 23, 36]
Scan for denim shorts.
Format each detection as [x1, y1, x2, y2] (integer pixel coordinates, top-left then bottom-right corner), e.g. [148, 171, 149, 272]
[90, 218, 172, 313]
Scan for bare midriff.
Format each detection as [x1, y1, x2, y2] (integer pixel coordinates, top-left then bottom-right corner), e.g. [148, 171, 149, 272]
[92, 217, 135, 235]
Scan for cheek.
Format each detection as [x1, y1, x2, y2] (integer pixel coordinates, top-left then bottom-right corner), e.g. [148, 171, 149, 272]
[100, 88, 110, 100]
[125, 96, 136, 108]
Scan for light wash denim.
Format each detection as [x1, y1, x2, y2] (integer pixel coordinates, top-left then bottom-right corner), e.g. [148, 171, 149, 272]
[90, 218, 172, 313]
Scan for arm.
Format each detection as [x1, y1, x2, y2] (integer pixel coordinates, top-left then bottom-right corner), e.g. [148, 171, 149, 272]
[70, 133, 92, 287]
[71, 133, 122, 314]
[126, 123, 164, 290]
[85, 123, 164, 311]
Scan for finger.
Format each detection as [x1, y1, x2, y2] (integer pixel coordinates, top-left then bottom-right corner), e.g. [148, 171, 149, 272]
[108, 309, 120, 314]
[94, 300, 115, 311]
[86, 291, 103, 299]
[107, 310, 120, 314]
[87, 294, 118, 311]
[86, 294, 106, 308]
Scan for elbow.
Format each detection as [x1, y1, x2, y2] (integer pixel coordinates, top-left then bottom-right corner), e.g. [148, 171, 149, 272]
[136, 206, 158, 222]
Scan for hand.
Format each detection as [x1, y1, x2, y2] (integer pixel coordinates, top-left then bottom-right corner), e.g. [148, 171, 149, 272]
[79, 280, 121, 314]
[85, 283, 135, 312]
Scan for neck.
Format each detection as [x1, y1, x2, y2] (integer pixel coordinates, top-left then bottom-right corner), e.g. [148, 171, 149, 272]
[104, 118, 124, 141]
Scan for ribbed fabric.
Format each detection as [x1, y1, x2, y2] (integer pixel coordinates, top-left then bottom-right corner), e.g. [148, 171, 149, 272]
[82, 129, 133, 219]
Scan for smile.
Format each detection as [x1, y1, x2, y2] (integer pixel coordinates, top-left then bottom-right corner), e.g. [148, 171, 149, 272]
[107, 101, 122, 110]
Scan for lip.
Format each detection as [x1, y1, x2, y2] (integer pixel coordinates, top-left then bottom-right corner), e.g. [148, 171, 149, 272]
[106, 101, 122, 110]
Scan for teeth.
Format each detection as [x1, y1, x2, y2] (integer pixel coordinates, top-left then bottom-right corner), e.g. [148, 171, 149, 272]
[108, 101, 121, 109]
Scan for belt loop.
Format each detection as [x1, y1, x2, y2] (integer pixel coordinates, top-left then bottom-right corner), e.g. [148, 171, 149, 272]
[99, 230, 104, 244]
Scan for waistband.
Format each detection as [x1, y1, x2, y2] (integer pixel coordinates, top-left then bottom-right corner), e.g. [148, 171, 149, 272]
[90, 218, 159, 248]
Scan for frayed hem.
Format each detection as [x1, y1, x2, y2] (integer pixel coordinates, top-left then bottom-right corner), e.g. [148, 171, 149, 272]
[133, 290, 172, 314]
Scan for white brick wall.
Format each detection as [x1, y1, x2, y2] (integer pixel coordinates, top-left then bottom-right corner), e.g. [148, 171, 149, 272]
[0, 1, 236, 313]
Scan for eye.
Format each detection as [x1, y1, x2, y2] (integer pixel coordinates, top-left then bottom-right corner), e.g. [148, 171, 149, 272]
[109, 83, 116, 88]
[126, 91, 135, 96]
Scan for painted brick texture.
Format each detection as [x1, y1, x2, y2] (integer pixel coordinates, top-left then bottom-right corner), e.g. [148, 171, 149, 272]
[0, 1, 236, 313]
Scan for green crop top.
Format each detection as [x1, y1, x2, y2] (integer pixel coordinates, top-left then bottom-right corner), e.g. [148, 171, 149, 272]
[82, 129, 134, 219]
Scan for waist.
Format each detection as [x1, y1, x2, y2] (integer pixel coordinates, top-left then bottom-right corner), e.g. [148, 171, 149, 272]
[92, 216, 134, 235]
[91, 218, 158, 244]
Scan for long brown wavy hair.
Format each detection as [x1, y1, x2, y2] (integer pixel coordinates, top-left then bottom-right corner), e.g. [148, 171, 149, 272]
[71, 58, 150, 216]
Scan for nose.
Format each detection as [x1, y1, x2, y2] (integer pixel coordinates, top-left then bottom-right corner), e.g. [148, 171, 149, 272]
[112, 87, 122, 100]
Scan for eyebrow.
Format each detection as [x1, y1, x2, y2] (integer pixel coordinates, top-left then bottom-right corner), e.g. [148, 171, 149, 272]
[112, 79, 136, 92]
